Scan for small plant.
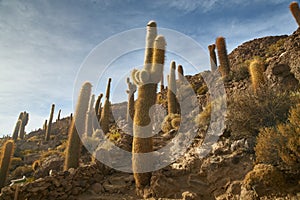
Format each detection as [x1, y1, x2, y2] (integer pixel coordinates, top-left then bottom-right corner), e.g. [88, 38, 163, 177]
[161, 113, 181, 132]
[32, 160, 41, 171]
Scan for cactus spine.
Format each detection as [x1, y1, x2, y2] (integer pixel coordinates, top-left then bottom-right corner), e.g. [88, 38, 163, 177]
[45, 104, 55, 141]
[168, 61, 178, 114]
[132, 20, 166, 191]
[208, 44, 217, 71]
[64, 82, 92, 170]
[126, 77, 137, 123]
[249, 59, 265, 93]
[12, 119, 22, 141]
[19, 112, 29, 139]
[0, 140, 15, 189]
[100, 78, 111, 134]
[86, 94, 95, 137]
[290, 2, 300, 27]
[216, 37, 230, 77]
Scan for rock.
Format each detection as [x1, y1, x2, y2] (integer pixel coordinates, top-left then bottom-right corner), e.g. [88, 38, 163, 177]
[182, 191, 198, 200]
[91, 183, 104, 194]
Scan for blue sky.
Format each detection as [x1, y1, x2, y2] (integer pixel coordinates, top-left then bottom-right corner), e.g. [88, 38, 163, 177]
[0, 0, 298, 136]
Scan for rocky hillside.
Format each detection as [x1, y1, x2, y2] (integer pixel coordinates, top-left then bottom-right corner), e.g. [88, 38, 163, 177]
[0, 28, 299, 200]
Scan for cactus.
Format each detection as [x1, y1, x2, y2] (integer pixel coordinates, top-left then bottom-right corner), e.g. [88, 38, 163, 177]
[43, 119, 48, 131]
[249, 59, 265, 92]
[45, 104, 55, 141]
[168, 61, 178, 114]
[57, 109, 61, 121]
[19, 112, 29, 139]
[208, 44, 217, 72]
[126, 77, 137, 123]
[132, 20, 166, 190]
[216, 37, 230, 77]
[64, 82, 92, 170]
[85, 94, 95, 137]
[12, 119, 22, 141]
[0, 140, 15, 189]
[160, 72, 164, 92]
[290, 2, 300, 27]
[177, 64, 184, 82]
[95, 93, 103, 121]
[100, 78, 112, 134]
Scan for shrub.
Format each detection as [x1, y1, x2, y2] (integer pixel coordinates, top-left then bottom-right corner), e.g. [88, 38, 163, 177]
[228, 85, 292, 139]
[255, 103, 300, 172]
[161, 114, 181, 133]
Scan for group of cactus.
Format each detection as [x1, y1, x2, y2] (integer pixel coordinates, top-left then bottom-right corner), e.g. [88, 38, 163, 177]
[12, 111, 29, 141]
[64, 77, 112, 170]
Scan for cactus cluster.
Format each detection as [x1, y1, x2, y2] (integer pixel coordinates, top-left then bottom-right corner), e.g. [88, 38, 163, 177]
[126, 77, 137, 123]
[45, 104, 55, 141]
[208, 44, 217, 72]
[216, 37, 230, 78]
[161, 113, 181, 132]
[0, 140, 15, 189]
[64, 82, 92, 170]
[132, 20, 166, 191]
[290, 1, 300, 27]
[100, 78, 112, 134]
[249, 59, 265, 92]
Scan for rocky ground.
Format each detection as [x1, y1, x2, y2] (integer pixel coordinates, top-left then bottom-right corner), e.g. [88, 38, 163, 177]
[0, 29, 300, 200]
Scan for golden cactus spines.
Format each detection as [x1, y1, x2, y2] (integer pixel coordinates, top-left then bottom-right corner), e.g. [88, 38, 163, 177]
[168, 61, 177, 114]
[249, 59, 265, 93]
[100, 78, 112, 134]
[64, 82, 92, 170]
[45, 104, 55, 141]
[290, 2, 300, 27]
[0, 140, 15, 189]
[208, 44, 217, 71]
[216, 37, 230, 77]
[132, 22, 165, 191]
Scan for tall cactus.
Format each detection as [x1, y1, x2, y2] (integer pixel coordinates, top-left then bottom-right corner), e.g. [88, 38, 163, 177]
[64, 82, 92, 170]
[249, 59, 265, 93]
[132, 20, 166, 191]
[100, 78, 112, 134]
[12, 119, 22, 141]
[95, 93, 103, 121]
[43, 120, 48, 131]
[85, 94, 95, 137]
[0, 140, 15, 189]
[45, 104, 55, 141]
[168, 61, 177, 114]
[208, 44, 217, 72]
[126, 77, 137, 123]
[290, 2, 300, 27]
[177, 64, 184, 82]
[216, 37, 230, 77]
[19, 112, 29, 140]
[57, 109, 61, 121]
[160, 72, 164, 92]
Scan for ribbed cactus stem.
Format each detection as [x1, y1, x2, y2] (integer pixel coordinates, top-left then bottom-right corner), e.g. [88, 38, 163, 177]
[132, 23, 166, 191]
[100, 78, 112, 134]
[95, 93, 103, 121]
[160, 72, 164, 92]
[64, 82, 92, 170]
[126, 77, 137, 123]
[0, 140, 15, 189]
[43, 120, 48, 131]
[168, 61, 177, 114]
[208, 44, 217, 71]
[290, 2, 300, 27]
[19, 112, 29, 139]
[12, 119, 22, 141]
[45, 104, 55, 141]
[249, 59, 265, 93]
[57, 109, 61, 121]
[177, 64, 184, 81]
[85, 94, 95, 137]
[216, 37, 230, 77]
